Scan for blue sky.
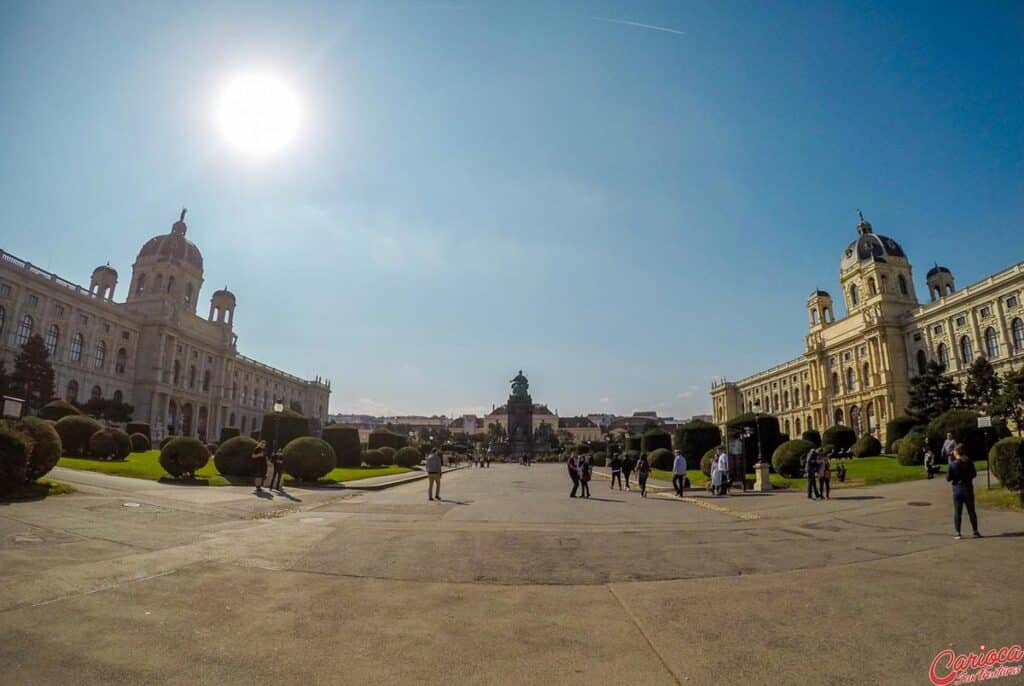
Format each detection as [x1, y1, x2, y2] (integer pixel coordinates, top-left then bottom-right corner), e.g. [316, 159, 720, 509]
[1, 1, 1022, 418]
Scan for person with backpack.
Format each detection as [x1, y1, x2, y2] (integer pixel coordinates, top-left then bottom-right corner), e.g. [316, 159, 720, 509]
[635, 453, 651, 498]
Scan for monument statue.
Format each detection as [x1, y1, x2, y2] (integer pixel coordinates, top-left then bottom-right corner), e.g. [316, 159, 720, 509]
[510, 370, 529, 398]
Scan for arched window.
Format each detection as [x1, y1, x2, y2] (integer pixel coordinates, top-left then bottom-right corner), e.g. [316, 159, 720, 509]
[916, 350, 927, 376]
[203, 370, 211, 392]
[880, 274, 889, 292]
[188, 365, 197, 389]
[113, 390, 123, 403]
[173, 360, 181, 385]
[784, 419, 791, 435]
[795, 418, 802, 435]
[805, 384, 812, 404]
[812, 309, 820, 324]
[70, 333, 83, 362]
[862, 362, 871, 387]
[850, 285, 859, 306]
[834, 408, 844, 426]
[66, 380, 79, 403]
[167, 275, 175, 293]
[794, 387, 801, 407]
[229, 412, 236, 427]
[832, 371, 841, 394]
[136, 273, 146, 295]
[960, 336, 973, 364]
[45, 324, 59, 355]
[773, 393, 779, 411]
[938, 342, 950, 369]
[868, 278, 877, 295]
[0, 304, 5, 335]
[93, 341, 106, 369]
[783, 391, 790, 409]
[155, 274, 163, 291]
[115, 348, 127, 374]
[984, 327, 999, 359]
[16, 314, 33, 345]
[90, 385, 102, 401]
[1013, 318, 1024, 352]
[898, 274, 909, 296]
[185, 283, 193, 305]
[232, 382, 238, 400]
[846, 367, 856, 391]
[263, 390, 268, 408]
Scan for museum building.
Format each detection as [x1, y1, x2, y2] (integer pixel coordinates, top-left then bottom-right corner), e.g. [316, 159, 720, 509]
[710, 214, 1024, 444]
[0, 211, 330, 441]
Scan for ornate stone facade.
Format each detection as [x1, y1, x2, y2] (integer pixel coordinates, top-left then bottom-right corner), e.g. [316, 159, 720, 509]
[0, 212, 330, 441]
[711, 214, 1024, 444]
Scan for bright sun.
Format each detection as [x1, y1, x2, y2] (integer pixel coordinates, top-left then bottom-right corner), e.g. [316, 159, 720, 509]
[216, 72, 301, 158]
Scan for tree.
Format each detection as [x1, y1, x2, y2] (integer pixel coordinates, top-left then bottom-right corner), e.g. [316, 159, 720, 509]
[0, 359, 10, 398]
[11, 334, 56, 412]
[79, 396, 135, 422]
[963, 356, 1001, 411]
[990, 368, 1024, 437]
[906, 360, 963, 424]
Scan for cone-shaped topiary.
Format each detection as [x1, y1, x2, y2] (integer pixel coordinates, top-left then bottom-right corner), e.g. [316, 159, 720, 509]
[926, 410, 998, 460]
[322, 425, 362, 468]
[591, 452, 607, 467]
[378, 446, 396, 464]
[282, 437, 336, 482]
[260, 410, 309, 452]
[213, 436, 261, 477]
[641, 428, 672, 454]
[885, 416, 921, 452]
[851, 434, 882, 458]
[772, 439, 815, 478]
[159, 436, 174, 450]
[988, 437, 1023, 491]
[38, 399, 82, 421]
[159, 437, 210, 478]
[394, 445, 422, 468]
[648, 447, 673, 471]
[129, 432, 151, 453]
[55, 415, 103, 457]
[673, 420, 721, 462]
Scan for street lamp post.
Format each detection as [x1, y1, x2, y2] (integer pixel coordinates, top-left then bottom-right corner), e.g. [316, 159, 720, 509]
[272, 401, 284, 453]
[751, 400, 764, 464]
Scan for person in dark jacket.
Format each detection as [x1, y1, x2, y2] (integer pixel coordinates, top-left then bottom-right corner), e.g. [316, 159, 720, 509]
[804, 448, 821, 500]
[609, 455, 623, 490]
[621, 453, 635, 491]
[269, 448, 285, 491]
[946, 443, 981, 539]
[568, 455, 580, 498]
[635, 454, 651, 498]
[580, 456, 592, 498]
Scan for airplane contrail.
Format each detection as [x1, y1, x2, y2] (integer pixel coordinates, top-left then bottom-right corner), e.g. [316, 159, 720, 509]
[593, 16, 685, 35]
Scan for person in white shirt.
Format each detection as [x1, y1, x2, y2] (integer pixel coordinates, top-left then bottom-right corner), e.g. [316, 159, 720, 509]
[672, 450, 688, 497]
[715, 450, 730, 495]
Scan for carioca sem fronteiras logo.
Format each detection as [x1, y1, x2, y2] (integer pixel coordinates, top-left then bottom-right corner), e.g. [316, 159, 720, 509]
[929, 644, 1024, 685]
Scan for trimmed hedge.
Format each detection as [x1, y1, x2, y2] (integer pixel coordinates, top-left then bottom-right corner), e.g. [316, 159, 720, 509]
[641, 428, 672, 454]
[367, 428, 407, 451]
[648, 448, 673, 471]
[673, 420, 721, 462]
[885, 416, 921, 452]
[772, 439, 814, 478]
[378, 446, 397, 464]
[897, 430, 927, 466]
[625, 434, 643, 453]
[891, 438, 904, 455]
[213, 436, 261, 477]
[801, 430, 822, 447]
[39, 400, 82, 421]
[394, 446, 422, 468]
[988, 437, 1022, 491]
[159, 436, 174, 450]
[0, 424, 31, 494]
[364, 448, 388, 467]
[851, 434, 882, 458]
[260, 410, 309, 451]
[89, 429, 118, 459]
[219, 427, 241, 443]
[822, 425, 857, 452]
[282, 437, 336, 482]
[726, 413, 783, 470]
[158, 437, 210, 478]
[322, 425, 363, 469]
[129, 433, 151, 452]
[126, 422, 151, 442]
[701, 447, 718, 477]
[11, 417, 63, 482]
[55, 415, 103, 457]
[110, 429, 132, 460]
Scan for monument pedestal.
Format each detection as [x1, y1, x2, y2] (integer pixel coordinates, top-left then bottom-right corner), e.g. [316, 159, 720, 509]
[753, 462, 771, 492]
[506, 395, 534, 462]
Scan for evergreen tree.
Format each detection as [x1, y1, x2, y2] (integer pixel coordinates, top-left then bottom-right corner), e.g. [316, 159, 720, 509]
[963, 356, 1002, 411]
[11, 334, 56, 411]
[991, 368, 1024, 437]
[0, 358, 9, 398]
[906, 360, 963, 424]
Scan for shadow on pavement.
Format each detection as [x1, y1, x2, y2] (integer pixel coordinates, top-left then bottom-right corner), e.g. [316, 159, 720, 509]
[833, 495, 884, 501]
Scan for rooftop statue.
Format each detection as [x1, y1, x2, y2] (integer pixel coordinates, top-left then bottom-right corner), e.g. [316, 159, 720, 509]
[510, 370, 529, 398]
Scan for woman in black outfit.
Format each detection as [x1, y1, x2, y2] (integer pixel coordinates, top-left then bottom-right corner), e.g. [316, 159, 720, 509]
[580, 456, 592, 498]
[635, 453, 651, 498]
[947, 443, 981, 540]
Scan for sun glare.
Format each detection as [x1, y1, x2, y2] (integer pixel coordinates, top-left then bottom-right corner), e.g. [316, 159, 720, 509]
[216, 72, 301, 158]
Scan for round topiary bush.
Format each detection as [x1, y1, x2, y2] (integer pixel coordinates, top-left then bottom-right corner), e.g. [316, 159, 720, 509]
[897, 430, 927, 466]
[322, 425, 363, 468]
[38, 399, 82, 421]
[0, 424, 31, 494]
[282, 437, 336, 482]
[394, 446, 422, 468]
[159, 436, 174, 450]
[364, 449, 386, 467]
[378, 446, 397, 464]
[159, 437, 210, 478]
[110, 429, 132, 460]
[988, 437, 1023, 491]
[55, 415, 103, 457]
[89, 429, 118, 459]
[801, 430, 822, 447]
[822, 425, 857, 453]
[772, 439, 814, 478]
[12, 417, 62, 482]
[891, 438, 904, 455]
[129, 432, 151, 453]
[701, 447, 718, 476]
[647, 448, 672, 471]
[851, 434, 882, 458]
[885, 416, 921, 452]
[641, 428, 672, 454]
[213, 436, 260, 476]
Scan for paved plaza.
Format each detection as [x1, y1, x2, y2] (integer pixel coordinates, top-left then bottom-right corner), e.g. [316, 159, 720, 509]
[1, 465, 1022, 685]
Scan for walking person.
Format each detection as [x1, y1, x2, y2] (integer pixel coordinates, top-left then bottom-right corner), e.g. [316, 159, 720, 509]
[621, 453, 634, 491]
[711, 453, 724, 496]
[568, 454, 581, 498]
[580, 455, 592, 499]
[636, 453, 651, 498]
[672, 450, 687, 497]
[818, 450, 831, 500]
[942, 432, 957, 466]
[252, 440, 268, 494]
[426, 450, 443, 501]
[923, 447, 936, 479]
[609, 453, 623, 490]
[804, 448, 821, 499]
[269, 448, 285, 492]
[947, 443, 981, 540]
[717, 449, 730, 496]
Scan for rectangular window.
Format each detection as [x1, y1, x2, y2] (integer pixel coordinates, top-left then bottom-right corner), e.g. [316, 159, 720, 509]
[55, 304, 65, 318]
[933, 324, 943, 335]
[1006, 296, 1018, 309]
[122, 331, 130, 340]
[27, 294, 39, 308]
[79, 314, 88, 325]
[913, 333, 922, 342]
[0, 283, 11, 297]
[980, 306, 991, 317]
[103, 322, 110, 333]
[955, 315, 966, 327]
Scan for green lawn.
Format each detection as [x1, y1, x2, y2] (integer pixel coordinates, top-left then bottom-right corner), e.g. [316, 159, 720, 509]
[58, 450, 410, 487]
[976, 484, 1024, 512]
[0, 478, 75, 501]
[651, 469, 708, 487]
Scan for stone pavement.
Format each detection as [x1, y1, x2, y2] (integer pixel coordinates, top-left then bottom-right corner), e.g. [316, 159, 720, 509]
[1, 464, 1022, 685]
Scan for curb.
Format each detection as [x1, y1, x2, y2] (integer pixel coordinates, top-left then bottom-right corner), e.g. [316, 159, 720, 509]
[340, 465, 468, 491]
